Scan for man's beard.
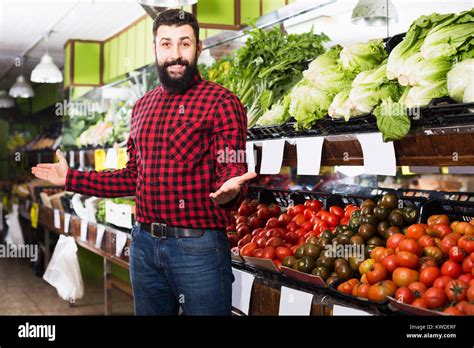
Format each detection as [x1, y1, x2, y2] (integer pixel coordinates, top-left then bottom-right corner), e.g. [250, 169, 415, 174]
[156, 56, 199, 94]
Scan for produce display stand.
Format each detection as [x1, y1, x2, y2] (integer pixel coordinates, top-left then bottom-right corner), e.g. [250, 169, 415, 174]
[14, 195, 131, 315]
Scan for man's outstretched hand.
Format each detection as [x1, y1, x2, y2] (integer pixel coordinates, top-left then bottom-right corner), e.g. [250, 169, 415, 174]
[31, 149, 69, 186]
[209, 172, 257, 206]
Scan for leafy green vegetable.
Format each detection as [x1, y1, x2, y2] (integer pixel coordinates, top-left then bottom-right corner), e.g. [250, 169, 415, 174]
[221, 26, 329, 127]
[289, 82, 332, 130]
[256, 95, 291, 126]
[340, 39, 388, 74]
[405, 79, 448, 107]
[447, 59, 474, 102]
[399, 55, 452, 87]
[328, 90, 351, 121]
[374, 97, 411, 142]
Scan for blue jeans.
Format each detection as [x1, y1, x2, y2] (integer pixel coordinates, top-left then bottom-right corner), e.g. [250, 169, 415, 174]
[129, 223, 234, 315]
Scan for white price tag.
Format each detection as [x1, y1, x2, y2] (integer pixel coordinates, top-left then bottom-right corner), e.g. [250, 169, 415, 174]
[79, 150, 85, 170]
[80, 220, 88, 242]
[105, 148, 118, 169]
[95, 224, 106, 248]
[260, 139, 285, 175]
[246, 142, 256, 173]
[69, 151, 75, 168]
[231, 269, 255, 315]
[295, 137, 324, 175]
[279, 286, 313, 316]
[53, 209, 61, 229]
[357, 133, 396, 176]
[333, 304, 372, 316]
[64, 213, 71, 234]
[115, 231, 127, 257]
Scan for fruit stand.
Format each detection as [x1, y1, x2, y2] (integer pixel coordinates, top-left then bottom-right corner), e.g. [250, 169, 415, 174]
[1, 0, 474, 318]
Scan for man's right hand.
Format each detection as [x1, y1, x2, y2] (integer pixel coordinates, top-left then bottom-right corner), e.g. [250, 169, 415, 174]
[31, 149, 69, 186]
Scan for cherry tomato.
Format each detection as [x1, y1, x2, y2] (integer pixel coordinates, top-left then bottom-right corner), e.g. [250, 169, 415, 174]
[329, 206, 344, 219]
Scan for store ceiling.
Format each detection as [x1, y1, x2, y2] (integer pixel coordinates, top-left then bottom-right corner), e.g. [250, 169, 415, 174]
[0, 0, 146, 90]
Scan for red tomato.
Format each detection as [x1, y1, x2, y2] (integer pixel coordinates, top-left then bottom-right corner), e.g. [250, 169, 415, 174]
[419, 257, 438, 271]
[419, 267, 440, 287]
[340, 217, 349, 225]
[322, 213, 339, 227]
[367, 280, 397, 302]
[257, 207, 271, 221]
[422, 287, 447, 309]
[449, 246, 466, 263]
[292, 214, 306, 227]
[406, 224, 426, 240]
[275, 246, 292, 261]
[431, 223, 452, 239]
[301, 221, 313, 232]
[382, 255, 399, 273]
[433, 276, 453, 290]
[286, 207, 295, 218]
[253, 249, 264, 258]
[269, 204, 281, 217]
[366, 263, 388, 284]
[467, 285, 474, 302]
[255, 236, 267, 248]
[462, 256, 474, 274]
[455, 300, 470, 314]
[303, 208, 316, 220]
[427, 214, 449, 227]
[396, 251, 419, 269]
[441, 260, 463, 279]
[261, 246, 275, 259]
[443, 306, 463, 316]
[265, 217, 280, 229]
[392, 267, 419, 287]
[441, 233, 461, 255]
[266, 237, 284, 248]
[458, 274, 473, 284]
[398, 239, 421, 256]
[418, 235, 435, 248]
[411, 298, 428, 309]
[286, 221, 298, 233]
[290, 245, 299, 255]
[395, 287, 415, 304]
[423, 246, 443, 262]
[238, 204, 252, 217]
[284, 231, 298, 245]
[408, 282, 427, 298]
[295, 228, 306, 239]
[293, 204, 306, 215]
[387, 233, 406, 250]
[458, 235, 474, 254]
[240, 243, 257, 256]
[278, 213, 292, 227]
[329, 206, 344, 219]
[445, 279, 468, 302]
[344, 205, 359, 219]
[306, 199, 323, 212]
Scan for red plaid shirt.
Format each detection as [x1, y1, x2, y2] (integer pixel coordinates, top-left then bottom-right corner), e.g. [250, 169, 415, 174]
[65, 74, 248, 229]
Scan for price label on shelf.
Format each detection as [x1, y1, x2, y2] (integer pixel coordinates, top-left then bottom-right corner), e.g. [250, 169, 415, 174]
[64, 213, 71, 234]
[105, 148, 118, 169]
[95, 224, 106, 248]
[117, 148, 128, 169]
[231, 269, 255, 315]
[260, 139, 285, 175]
[30, 203, 39, 228]
[115, 231, 127, 257]
[79, 150, 86, 170]
[80, 220, 88, 242]
[69, 151, 75, 168]
[53, 209, 61, 229]
[246, 142, 256, 173]
[356, 133, 396, 176]
[279, 286, 313, 316]
[94, 149, 106, 171]
[333, 304, 372, 316]
[295, 137, 325, 175]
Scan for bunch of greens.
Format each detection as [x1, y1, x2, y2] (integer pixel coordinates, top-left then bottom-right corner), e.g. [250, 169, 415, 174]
[256, 95, 291, 126]
[61, 112, 103, 149]
[225, 26, 329, 127]
[447, 58, 474, 102]
[340, 39, 388, 74]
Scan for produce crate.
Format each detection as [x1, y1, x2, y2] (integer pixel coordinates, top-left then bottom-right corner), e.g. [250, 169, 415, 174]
[319, 114, 378, 136]
[247, 117, 324, 141]
[419, 199, 474, 223]
[384, 32, 405, 54]
[410, 97, 474, 129]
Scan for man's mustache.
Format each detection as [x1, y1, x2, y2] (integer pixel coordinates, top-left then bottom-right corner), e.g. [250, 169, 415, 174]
[163, 59, 190, 68]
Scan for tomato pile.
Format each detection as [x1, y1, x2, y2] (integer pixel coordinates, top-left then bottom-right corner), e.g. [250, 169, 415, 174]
[227, 193, 474, 315]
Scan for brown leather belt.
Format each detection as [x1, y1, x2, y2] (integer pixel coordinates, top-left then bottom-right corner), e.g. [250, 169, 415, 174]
[139, 222, 204, 239]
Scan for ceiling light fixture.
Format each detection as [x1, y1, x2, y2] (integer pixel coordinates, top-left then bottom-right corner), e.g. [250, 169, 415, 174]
[351, 0, 398, 26]
[31, 31, 63, 83]
[9, 75, 35, 98]
[0, 90, 15, 109]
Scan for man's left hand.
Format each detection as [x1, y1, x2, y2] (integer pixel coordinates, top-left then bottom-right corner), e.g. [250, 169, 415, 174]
[209, 172, 257, 205]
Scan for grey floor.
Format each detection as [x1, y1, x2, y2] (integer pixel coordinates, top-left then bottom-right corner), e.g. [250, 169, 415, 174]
[0, 258, 134, 315]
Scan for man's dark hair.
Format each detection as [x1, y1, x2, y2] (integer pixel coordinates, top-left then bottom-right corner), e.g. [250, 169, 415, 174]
[153, 9, 200, 42]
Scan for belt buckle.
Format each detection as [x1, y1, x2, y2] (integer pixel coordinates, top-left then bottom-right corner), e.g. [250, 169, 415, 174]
[151, 222, 167, 239]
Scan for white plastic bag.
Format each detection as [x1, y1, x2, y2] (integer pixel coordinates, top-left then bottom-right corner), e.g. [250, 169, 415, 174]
[43, 235, 84, 301]
[5, 204, 25, 246]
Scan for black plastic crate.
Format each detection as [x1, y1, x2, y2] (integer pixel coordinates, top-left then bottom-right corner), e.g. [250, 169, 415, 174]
[410, 97, 474, 129]
[320, 114, 378, 136]
[419, 199, 474, 223]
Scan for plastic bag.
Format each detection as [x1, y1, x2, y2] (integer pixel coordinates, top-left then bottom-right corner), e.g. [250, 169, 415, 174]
[43, 235, 84, 301]
[5, 204, 25, 246]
